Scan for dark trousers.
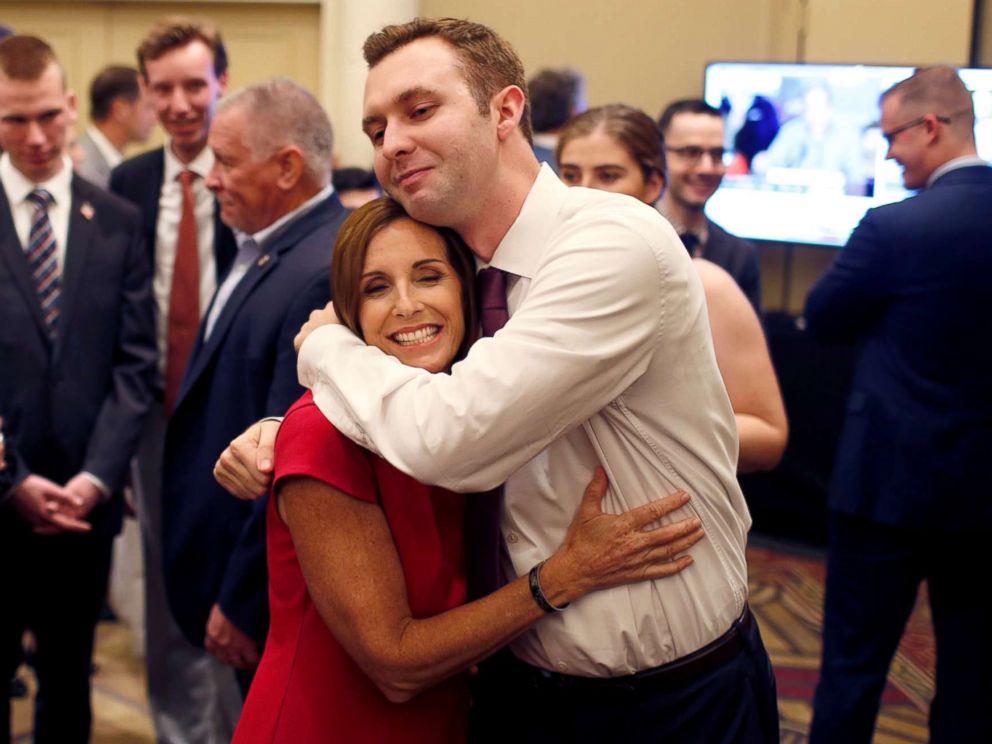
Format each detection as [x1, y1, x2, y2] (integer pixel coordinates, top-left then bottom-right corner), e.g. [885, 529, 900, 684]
[1, 529, 114, 744]
[810, 512, 992, 744]
[468, 610, 778, 743]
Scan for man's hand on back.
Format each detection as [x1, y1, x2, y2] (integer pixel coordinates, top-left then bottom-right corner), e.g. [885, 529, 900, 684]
[214, 419, 282, 500]
[293, 301, 341, 353]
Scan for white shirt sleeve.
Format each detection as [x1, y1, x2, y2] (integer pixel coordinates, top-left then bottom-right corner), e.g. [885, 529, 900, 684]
[298, 223, 664, 491]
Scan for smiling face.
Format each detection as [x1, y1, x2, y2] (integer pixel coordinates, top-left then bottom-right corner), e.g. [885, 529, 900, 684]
[558, 128, 663, 204]
[881, 93, 930, 190]
[662, 111, 726, 211]
[143, 39, 227, 163]
[206, 105, 283, 234]
[362, 37, 499, 232]
[358, 217, 466, 373]
[0, 63, 75, 182]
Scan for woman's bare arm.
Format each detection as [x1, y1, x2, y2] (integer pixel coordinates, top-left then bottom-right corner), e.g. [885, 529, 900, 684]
[695, 259, 789, 473]
[279, 468, 702, 703]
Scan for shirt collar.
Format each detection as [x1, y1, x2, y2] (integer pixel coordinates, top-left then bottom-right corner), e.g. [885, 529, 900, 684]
[248, 184, 335, 249]
[85, 125, 124, 168]
[656, 201, 709, 245]
[927, 155, 989, 187]
[163, 141, 214, 182]
[0, 152, 73, 210]
[488, 164, 565, 279]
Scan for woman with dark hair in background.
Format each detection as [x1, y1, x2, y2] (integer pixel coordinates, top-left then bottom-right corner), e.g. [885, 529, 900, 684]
[557, 105, 789, 472]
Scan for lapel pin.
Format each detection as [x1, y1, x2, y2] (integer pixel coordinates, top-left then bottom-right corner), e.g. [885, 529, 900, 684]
[80, 202, 95, 220]
[257, 254, 271, 268]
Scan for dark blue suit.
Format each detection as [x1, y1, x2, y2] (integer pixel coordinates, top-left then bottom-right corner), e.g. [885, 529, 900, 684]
[804, 164, 992, 743]
[0, 174, 156, 742]
[703, 219, 762, 312]
[161, 193, 347, 655]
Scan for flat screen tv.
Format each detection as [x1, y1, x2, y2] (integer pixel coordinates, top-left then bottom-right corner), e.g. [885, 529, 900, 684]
[703, 62, 992, 247]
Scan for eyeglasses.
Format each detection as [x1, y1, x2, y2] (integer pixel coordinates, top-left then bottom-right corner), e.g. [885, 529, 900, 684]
[665, 145, 726, 164]
[880, 115, 951, 146]
[880, 106, 975, 146]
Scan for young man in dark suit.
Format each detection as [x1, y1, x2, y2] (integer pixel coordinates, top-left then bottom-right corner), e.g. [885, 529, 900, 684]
[658, 99, 763, 311]
[108, 16, 241, 743]
[160, 76, 347, 697]
[0, 35, 156, 742]
[806, 66, 992, 744]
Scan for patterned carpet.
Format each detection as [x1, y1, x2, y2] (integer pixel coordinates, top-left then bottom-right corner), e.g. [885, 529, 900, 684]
[748, 540, 935, 743]
[12, 540, 936, 743]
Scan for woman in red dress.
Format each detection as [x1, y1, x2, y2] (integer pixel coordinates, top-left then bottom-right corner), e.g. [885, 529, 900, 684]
[233, 198, 705, 743]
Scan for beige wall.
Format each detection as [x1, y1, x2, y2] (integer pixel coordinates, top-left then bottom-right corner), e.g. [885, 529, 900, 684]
[0, 1, 320, 157]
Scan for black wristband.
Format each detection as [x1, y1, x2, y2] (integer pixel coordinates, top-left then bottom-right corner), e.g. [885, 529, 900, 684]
[528, 560, 570, 613]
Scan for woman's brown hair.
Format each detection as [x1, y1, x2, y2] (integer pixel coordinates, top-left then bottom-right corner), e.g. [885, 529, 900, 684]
[331, 197, 479, 363]
[556, 104, 667, 184]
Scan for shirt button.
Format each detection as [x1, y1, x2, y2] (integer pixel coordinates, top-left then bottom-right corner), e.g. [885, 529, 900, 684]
[556, 661, 568, 672]
[506, 531, 518, 544]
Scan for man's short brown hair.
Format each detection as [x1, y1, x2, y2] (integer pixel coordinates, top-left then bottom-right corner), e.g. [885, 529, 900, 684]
[0, 35, 60, 82]
[137, 16, 228, 80]
[363, 17, 532, 142]
[882, 66, 975, 139]
[89, 65, 141, 121]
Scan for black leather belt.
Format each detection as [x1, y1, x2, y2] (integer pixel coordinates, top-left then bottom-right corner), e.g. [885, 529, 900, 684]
[524, 604, 754, 695]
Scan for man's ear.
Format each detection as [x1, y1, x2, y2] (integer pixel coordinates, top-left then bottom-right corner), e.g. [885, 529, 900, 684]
[217, 70, 230, 97]
[492, 85, 526, 142]
[274, 145, 305, 189]
[923, 113, 943, 145]
[65, 89, 78, 126]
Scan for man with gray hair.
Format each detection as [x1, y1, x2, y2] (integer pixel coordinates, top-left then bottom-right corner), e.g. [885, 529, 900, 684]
[806, 65, 992, 743]
[160, 76, 348, 702]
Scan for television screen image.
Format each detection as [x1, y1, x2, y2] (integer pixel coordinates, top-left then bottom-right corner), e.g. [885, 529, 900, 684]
[703, 62, 992, 247]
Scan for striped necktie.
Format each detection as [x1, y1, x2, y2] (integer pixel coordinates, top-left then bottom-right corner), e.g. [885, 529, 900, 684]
[25, 188, 60, 339]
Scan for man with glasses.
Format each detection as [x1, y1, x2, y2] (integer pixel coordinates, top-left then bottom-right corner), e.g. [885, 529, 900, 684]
[805, 66, 992, 743]
[658, 99, 762, 311]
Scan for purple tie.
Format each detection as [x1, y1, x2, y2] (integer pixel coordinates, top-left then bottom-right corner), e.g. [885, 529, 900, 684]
[477, 267, 509, 338]
[466, 267, 510, 598]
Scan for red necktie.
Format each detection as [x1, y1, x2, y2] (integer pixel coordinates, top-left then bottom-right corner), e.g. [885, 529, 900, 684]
[164, 170, 200, 413]
[465, 267, 510, 598]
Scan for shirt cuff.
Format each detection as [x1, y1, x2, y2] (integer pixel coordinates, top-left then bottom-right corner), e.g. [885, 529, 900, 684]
[81, 471, 112, 502]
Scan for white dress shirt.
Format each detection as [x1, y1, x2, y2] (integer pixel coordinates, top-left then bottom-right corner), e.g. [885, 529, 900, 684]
[1, 153, 72, 271]
[153, 144, 218, 379]
[299, 165, 750, 676]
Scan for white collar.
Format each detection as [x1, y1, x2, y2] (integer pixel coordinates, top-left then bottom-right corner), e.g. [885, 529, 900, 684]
[488, 164, 566, 280]
[0, 152, 73, 209]
[926, 154, 989, 187]
[247, 184, 335, 248]
[163, 141, 214, 182]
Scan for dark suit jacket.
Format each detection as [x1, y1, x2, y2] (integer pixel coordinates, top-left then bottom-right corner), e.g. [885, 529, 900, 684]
[704, 219, 762, 312]
[109, 147, 237, 290]
[804, 165, 992, 532]
[161, 193, 348, 647]
[0, 175, 157, 537]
